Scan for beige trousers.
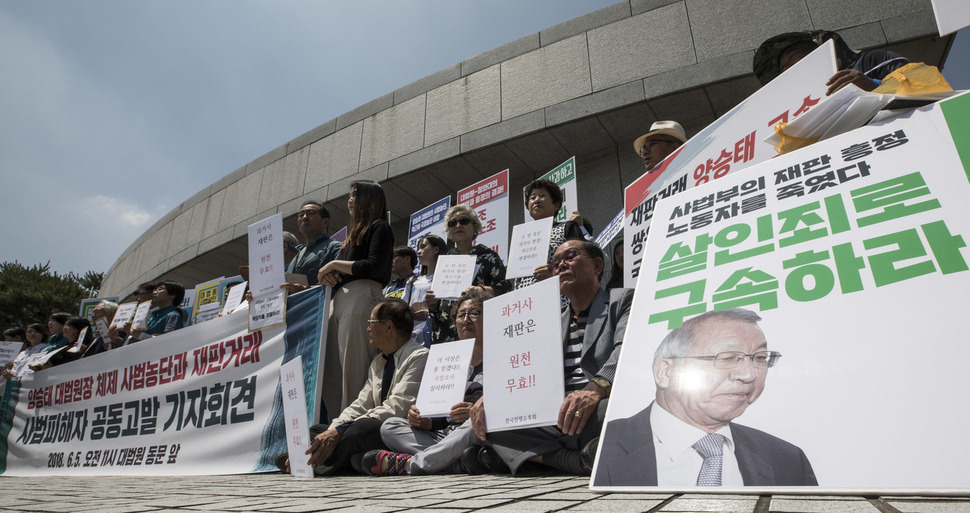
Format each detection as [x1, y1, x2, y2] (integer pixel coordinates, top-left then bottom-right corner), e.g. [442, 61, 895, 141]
[322, 280, 382, 420]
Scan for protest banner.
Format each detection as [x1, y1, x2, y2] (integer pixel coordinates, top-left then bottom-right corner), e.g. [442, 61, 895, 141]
[415, 339, 475, 418]
[523, 157, 578, 223]
[331, 226, 347, 243]
[458, 169, 509, 264]
[179, 291, 195, 327]
[248, 213, 285, 298]
[408, 196, 451, 251]
[193, 278, 224, 318]
[483, 277, 563, 432]
[430, 255, 477, 300]
[280, 356, 313, 477]
[506, 217, 554, 279]
[0, 286, 330, 476]
[593, 92, 970, 492]
[595, 210, 624, 248]
[623, 40, 839, 287]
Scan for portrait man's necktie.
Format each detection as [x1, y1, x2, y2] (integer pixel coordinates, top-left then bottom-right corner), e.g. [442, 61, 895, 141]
[692, 433, 726, 486]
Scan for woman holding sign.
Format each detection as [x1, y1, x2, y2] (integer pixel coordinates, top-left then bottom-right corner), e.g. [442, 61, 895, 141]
[62, 316, 94, 356]
[362, 287, 494, 476]
[317, 180, 394, 417]
[1, 323, 47, 379]
[425, 205, 510, 345]
[405, 234, 447, 344]
[128, 281, 186, 341]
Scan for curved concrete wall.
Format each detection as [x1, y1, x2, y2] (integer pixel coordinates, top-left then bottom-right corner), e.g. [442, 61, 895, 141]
[101, 0, 952, 299]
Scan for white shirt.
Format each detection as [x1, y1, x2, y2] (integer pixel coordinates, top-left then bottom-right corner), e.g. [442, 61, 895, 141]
[651, 402, 743, 486]
[404, 274, 432, 341]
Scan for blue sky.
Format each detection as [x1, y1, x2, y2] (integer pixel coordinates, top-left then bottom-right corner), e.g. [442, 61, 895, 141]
[0, 1, 967, 278]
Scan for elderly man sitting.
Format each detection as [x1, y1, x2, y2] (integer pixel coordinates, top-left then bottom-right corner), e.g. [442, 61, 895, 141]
[277, 298, 428, 476]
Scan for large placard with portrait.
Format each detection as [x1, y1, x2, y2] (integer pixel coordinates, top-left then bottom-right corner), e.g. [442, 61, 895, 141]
[593, 92, 970, 493]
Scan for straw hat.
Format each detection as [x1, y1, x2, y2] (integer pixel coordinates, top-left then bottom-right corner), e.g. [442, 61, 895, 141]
[633, 120, 687, 154]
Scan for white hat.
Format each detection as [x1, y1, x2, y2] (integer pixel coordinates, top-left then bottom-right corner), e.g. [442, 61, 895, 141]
[633, 120, 687, 154]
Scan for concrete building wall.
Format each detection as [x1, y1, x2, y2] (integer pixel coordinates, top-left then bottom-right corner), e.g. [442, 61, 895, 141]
[101, 0, 952, 298]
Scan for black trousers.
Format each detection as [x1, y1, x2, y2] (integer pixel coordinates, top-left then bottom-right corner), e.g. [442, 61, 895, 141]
[309, 417, 387, 476]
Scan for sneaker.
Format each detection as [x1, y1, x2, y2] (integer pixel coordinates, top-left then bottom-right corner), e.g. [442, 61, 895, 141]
[361, 449, 411, 476]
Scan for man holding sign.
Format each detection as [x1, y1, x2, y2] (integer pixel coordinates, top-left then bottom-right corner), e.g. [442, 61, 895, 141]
[469, 240, 634, 475]
[276, 299, 428, 476]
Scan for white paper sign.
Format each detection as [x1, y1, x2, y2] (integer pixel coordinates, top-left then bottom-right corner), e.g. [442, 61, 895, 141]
[248, 213, 286, 298]
[130, 301, 153, 331]
[249, 289, 286, 331]
[27, 345, 67, 368]
[506, 217, 555, 279]
[416, 338, 475, 417]
[0, 341, 22, 366]
[280, 356, 314, 477]
[221, 281, 248, 315]
[66, 327, 88, 354]
[483, 277, 563, 432]
[94, 318, 110, 341]
[931, 0, 970, 35]
[429, 255, 477, 300]
[110, 302, 139, 329]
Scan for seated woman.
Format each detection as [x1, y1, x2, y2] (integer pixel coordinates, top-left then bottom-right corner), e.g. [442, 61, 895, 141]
[2, 323, 48, 379]
[28, 313, 71, 371]
[362, 286, 495, 476]
[33, 316, 90, 370]
[63, 316, 95, 356]
[425, 205, 510, 345]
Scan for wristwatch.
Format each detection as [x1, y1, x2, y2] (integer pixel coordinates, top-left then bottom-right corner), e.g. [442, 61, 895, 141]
[591, 376, 611, 396]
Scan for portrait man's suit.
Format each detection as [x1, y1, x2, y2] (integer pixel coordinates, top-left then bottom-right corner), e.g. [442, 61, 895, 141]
[593, 404, 817, 486]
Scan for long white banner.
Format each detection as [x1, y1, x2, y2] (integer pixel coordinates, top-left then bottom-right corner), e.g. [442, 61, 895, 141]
[0, 290, 329, 475]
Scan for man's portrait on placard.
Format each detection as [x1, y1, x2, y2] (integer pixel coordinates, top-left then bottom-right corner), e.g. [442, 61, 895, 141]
[593, 308, 816, 487]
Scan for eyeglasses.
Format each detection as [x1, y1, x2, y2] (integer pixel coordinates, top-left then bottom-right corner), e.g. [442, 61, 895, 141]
[640, 138, 679, 155]
[672, 351, 782, 369]
[367, 319, 387, 327]
[297, 209, 321, 218]
[455, 309, 481, 321]
[551, 248, 582, 269]
[528, 193, 549, 202]
[447, 217, 472, 228]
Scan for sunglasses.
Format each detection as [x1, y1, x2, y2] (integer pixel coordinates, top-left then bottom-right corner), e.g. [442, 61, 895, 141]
[447, 217, 472, 228]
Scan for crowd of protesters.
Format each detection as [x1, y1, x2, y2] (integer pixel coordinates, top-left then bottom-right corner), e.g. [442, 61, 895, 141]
[2, 30, 916, 479]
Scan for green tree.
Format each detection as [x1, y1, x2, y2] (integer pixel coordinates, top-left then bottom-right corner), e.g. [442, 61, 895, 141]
[77, 270, 104, 297]
[0, 261, 89, 328]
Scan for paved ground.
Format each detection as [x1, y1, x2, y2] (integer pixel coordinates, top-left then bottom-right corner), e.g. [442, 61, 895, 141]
[2, 473, 970, 512]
